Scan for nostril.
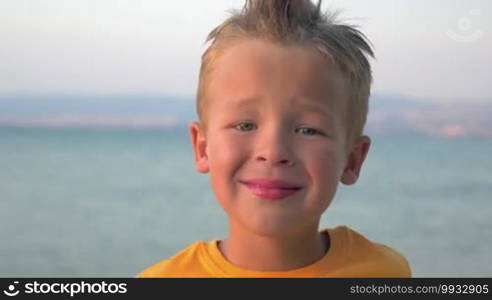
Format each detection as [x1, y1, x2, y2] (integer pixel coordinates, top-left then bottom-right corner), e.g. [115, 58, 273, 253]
[255, 155, 294, 166]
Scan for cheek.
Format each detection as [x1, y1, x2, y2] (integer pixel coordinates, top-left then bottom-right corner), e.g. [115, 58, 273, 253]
[304, 141, 335, 165]
[207, 132, 251, 212]
[207, 132, 250, 181]
[302, 143, 345, 189]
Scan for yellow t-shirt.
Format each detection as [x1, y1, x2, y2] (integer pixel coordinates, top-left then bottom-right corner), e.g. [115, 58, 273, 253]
[136, 226, 411, 278]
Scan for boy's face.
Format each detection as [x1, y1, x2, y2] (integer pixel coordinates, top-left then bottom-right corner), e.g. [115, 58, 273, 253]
[190, 39, 370, 237]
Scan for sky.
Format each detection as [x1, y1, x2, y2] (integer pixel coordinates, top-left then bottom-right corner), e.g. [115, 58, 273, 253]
[0, 0, 491, 102]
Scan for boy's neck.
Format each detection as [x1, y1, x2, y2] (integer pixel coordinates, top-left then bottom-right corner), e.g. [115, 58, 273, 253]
[218, 223, 330, 272]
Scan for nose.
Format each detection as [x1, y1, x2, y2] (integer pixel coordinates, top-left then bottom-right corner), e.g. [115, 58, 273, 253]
[254, 127, 295, 167]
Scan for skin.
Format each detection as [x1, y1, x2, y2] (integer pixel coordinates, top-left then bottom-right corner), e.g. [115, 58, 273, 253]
[190, 38, 371, 271]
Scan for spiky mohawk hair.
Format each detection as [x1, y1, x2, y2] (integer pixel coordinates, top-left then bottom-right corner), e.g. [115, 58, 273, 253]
[196, 0, 374, 144]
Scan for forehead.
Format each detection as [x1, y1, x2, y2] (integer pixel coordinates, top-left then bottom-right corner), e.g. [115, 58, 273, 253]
[206, 38, 348, 114]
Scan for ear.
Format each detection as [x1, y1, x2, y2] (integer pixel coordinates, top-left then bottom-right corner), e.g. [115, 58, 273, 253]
[341, 135, 371, 185]
[189, 121, 210, 173]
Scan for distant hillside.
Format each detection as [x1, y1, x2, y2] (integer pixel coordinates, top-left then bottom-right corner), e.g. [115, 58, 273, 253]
[366, 94, 492, 138]
[0, 93, 197, 128]
[0, 93, 491, 137]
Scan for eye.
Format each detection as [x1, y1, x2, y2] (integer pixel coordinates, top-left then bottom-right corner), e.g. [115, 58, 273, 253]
[296, 127, 322, 136]
[234, 122, 257, 132]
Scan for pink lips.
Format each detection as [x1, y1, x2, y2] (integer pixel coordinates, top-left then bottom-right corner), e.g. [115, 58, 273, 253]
[240, 178, 302, 200]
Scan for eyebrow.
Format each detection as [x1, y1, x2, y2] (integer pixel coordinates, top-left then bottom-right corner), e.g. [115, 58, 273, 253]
[294, 99, 334, 117]
[226, 96, 333, 117]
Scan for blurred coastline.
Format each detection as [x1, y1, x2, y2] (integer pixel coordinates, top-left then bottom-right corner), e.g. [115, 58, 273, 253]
[1, 93, 492, 138]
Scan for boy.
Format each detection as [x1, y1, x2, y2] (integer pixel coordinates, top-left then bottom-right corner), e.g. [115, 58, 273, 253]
[137, 0, 411, 277]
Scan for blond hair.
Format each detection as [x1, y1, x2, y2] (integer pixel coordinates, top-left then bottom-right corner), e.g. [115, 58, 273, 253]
[196, 0, 374, 145]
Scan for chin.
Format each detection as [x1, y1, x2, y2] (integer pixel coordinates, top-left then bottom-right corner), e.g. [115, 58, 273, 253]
[240, 213, 312, 238]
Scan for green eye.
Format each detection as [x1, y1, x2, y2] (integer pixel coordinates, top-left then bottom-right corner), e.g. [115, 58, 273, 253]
[235, 122, 257, 131]
[296, 127, 320, 136]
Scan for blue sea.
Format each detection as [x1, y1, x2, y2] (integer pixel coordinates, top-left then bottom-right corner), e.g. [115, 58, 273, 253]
[1, 126, 491, 277]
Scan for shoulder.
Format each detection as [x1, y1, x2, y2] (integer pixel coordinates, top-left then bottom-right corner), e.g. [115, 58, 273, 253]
[329, 226, 412, 277]
[136, 241, 208, 278]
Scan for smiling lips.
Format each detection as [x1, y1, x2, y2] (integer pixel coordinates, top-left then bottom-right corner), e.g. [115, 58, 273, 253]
[240, 178, 302, 200]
